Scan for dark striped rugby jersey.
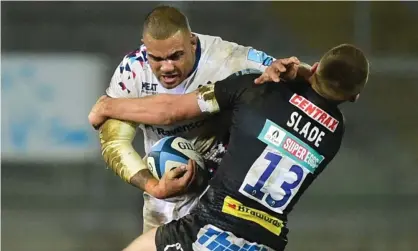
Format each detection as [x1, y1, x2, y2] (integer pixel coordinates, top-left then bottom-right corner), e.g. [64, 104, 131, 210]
[195, 72, 345, 250]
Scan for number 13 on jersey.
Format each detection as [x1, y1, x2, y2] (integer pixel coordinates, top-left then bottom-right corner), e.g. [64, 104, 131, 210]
[239, 147, 307, 214]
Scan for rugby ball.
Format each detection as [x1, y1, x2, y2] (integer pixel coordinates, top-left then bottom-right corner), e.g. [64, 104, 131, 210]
[146, 136, 205, 180]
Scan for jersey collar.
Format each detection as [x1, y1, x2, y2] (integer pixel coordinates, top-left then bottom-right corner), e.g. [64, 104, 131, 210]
[186, 36, 202, 78]
[307, 87, 343, 107]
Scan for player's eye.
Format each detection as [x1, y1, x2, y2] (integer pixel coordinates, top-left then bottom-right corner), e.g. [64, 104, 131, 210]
[148, 54, 164, 62]
[167, 52, 184, 61]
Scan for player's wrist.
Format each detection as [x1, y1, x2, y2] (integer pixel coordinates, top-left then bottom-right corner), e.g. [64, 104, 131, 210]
[144, 177, 166, 199]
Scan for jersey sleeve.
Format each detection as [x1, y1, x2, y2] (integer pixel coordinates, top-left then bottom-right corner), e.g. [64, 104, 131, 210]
[241, 47, 275, 71]
[213, 71, 258, 111]
[196, 71, 253, 114]
[220, 39, 275, 74]
[106, 53, 142, 98]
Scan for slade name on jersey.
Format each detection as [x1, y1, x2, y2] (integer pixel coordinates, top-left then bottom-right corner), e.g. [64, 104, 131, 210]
[286, 94, 340, 148]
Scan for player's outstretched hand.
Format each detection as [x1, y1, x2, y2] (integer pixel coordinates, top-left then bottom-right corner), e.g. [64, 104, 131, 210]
[254, 56, 300, 84]
[88, 95, 109, 130]
[158, 159, 197, 198]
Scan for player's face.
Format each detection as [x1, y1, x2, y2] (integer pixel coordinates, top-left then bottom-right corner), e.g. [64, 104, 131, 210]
[143, 31, 197, 89]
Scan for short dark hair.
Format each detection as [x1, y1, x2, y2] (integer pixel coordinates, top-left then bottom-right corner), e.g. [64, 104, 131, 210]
[143, 5, 191, 40]
[316, 44, 369, 99]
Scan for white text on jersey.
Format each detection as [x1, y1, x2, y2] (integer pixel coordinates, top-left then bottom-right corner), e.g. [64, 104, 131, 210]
[287, 111, 325, 147]
[289, 94, 339, 132]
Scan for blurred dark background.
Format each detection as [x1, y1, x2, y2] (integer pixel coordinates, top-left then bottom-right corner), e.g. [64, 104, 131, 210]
[2, 2, 418, 251]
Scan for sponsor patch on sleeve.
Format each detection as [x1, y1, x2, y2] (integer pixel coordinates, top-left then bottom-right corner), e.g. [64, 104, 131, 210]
[247, 48, 274, 66]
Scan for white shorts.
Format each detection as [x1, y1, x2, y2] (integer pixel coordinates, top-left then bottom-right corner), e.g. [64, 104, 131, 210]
[142, 192, 200, 233]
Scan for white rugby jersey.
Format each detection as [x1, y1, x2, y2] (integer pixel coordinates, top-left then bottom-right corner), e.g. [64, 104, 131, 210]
[106, 33, 274, 155]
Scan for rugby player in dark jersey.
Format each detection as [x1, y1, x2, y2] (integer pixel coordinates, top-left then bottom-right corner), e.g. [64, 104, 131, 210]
[121, 43, 369, 251]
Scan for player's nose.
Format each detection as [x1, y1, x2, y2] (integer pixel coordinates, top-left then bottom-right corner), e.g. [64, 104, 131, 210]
[160, 60, 175, 72]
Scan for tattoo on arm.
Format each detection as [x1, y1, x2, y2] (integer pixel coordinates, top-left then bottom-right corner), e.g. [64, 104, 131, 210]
[130, 169, 156, 191]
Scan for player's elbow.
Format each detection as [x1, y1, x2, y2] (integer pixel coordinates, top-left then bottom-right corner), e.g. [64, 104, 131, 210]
[99, 119, 136, 142]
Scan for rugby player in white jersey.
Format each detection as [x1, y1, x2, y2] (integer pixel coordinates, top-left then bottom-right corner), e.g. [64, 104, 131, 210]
[88, 5, 308, 233]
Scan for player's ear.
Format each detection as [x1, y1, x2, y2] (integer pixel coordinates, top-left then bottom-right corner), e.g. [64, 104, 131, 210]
[141, 38, 144, 44]
[190, 34, 197, 49]
[349, 93, 360, 103]
[311, 62, 319, 73]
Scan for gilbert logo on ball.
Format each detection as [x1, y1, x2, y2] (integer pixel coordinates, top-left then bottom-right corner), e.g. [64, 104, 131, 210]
[146, 136, 205, 180]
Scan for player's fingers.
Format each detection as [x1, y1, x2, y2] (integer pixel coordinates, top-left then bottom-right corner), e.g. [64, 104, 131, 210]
[176, 160, 197, 188]
[281, 56, 300, 66]
[96, 95, 107, 104]
[164, 166, 189, 195]
[92, 117, 108, 130]
[253, 76, 262, 84]
[89, 113, 108, 130]
[88, 113, 100, 129]
[254, 73, 270, 85]
[184, 159, 197, 187]
[288, 64, 299, 79]
[167, 165, 188, 179]
[291, 56, 300, 64]
[271, 60, 287, 73]
[256, 57, 297, 84]
[266, 66, 282, 82]
[290, 63, 299, 73]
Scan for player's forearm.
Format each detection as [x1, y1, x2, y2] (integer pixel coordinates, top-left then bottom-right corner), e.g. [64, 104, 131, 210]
[101, 96, 174, 125]
[100, 118, 148, 183]
[99, 119, 173, 198]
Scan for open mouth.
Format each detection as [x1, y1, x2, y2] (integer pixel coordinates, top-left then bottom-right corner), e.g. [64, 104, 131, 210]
[161, 74, 179, 84]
